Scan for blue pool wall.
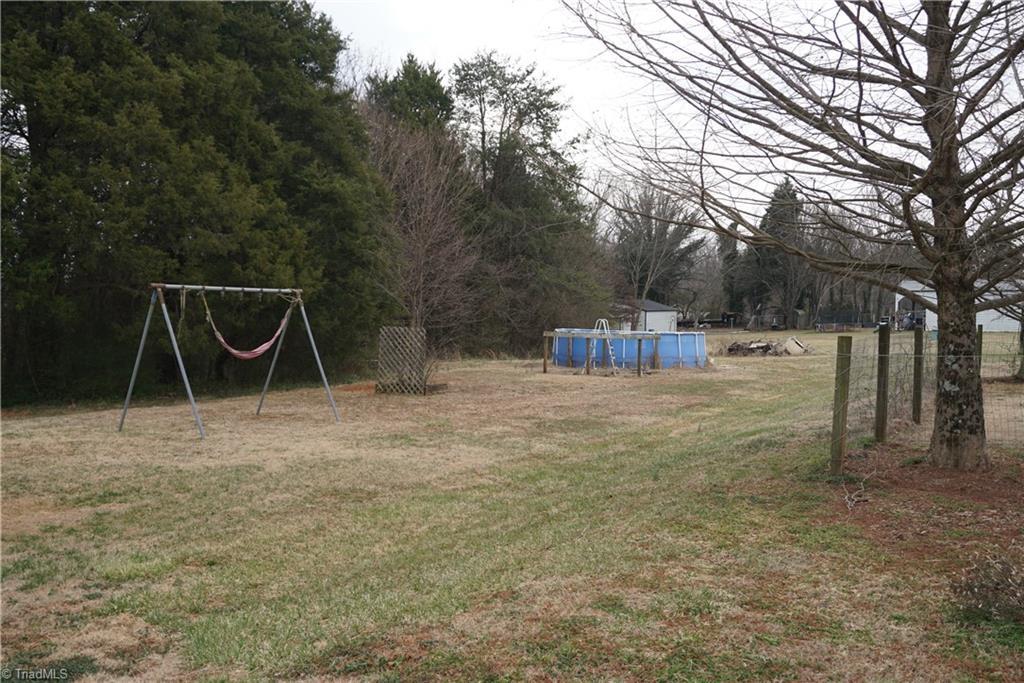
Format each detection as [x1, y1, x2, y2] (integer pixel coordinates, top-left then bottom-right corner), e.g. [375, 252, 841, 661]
[551, 330, 707, 369]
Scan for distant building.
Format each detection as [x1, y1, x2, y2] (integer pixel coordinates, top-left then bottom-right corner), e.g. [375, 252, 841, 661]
[614, 299, 679, 332]
[897, 279, 1020, 332]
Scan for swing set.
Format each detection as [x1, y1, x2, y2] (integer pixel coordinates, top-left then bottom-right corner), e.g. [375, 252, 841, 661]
[118, 283, 340, 439]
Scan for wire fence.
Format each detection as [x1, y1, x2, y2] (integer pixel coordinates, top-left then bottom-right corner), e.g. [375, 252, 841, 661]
[836, 329, 1023, 458]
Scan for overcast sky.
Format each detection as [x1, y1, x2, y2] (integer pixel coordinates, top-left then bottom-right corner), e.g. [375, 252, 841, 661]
[315, 0, 651, 163]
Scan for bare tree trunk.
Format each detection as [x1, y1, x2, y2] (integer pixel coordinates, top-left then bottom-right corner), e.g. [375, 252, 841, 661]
[1016, 324, 1024, 381]
[922, 3, 990, 468]
[929, 278, 987, 469]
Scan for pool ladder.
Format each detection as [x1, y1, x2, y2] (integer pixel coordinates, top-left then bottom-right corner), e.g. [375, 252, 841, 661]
[592, 319, 618, 374]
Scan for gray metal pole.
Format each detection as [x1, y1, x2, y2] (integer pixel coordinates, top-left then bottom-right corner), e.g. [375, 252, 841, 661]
[151, 283, 301, 295]
[299, 302, 340, 422]
[118, 290, 158, 432]
[158, 289, 206, 439]
[256, 306, 294, 415]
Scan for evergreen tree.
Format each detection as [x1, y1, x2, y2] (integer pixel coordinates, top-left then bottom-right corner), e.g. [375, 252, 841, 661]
[451, 52, 610, 351]
[1, 2, 388, 402]
[367, 54, 453, 128]
[736, 180, 812, 327]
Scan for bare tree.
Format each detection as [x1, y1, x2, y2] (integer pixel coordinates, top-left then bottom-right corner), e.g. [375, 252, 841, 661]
[365, 110, 480, 359]
[676, 239, 724, 322]
[612, 182, 704, 322]
[568, 0, 1024, 469]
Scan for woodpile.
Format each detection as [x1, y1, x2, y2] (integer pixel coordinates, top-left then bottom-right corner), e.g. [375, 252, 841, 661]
[726, 337, 812, 356]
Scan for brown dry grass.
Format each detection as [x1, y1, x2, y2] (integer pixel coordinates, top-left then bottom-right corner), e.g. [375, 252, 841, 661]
[1, 355, 1021, 680]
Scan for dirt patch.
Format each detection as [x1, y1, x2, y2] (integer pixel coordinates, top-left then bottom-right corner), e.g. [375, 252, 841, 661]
[835, 441, 1024, 567]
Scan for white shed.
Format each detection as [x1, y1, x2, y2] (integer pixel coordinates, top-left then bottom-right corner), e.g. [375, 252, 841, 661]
[617, 299, 679, 332]
[897, 279, 1021, 333]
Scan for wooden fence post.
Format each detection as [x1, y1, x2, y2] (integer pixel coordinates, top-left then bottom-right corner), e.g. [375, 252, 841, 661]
[830, 335, 853, 476]
[636, 338, 643, 377]
[543, 333, 549, 374]
[585, 338, 592, 375]
[567, 337, 574, 368]
[912, 325, 923, 424]
[874, 322, 891, 443]
[976, 324, 984, 376]
[976, 324, 984, 356]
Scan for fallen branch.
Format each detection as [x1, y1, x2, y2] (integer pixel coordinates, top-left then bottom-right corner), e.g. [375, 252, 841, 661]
[842, 470, 877, 511]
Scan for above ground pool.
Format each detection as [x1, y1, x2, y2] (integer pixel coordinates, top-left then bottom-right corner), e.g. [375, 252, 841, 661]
[550, 329, 707, 369]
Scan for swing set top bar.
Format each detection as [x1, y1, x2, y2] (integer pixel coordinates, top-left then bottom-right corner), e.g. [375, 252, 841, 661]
[150, 283, 302, 295]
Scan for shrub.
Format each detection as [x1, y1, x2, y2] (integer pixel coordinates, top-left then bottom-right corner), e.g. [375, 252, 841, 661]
[951, 542, 1024, 624]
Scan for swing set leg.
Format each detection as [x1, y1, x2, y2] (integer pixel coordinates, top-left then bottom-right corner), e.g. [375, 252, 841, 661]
[256, 307, 293, 415]
[299, 302, 340, 422]
[118, 290, 157, 432]
[159, 289, 206, 439]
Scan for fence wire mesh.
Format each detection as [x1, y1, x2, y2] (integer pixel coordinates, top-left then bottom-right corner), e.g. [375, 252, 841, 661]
[840, 330, 1023, 450]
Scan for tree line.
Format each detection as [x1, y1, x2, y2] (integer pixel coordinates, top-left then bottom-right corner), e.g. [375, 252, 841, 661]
[4, 1, 818, 406]
[606, 179, 906, 332]
[0, 1, 959, 405]
[2, 2, 613, 403]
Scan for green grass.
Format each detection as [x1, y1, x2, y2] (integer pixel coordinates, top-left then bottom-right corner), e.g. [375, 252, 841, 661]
[2, 356, 1021, 680]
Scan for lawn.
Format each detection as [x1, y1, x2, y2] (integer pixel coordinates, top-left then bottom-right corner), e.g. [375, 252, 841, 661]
[2, 340, 1022, 680]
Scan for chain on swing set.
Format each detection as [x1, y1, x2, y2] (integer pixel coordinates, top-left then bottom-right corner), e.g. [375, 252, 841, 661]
[117, 283, 340, 439]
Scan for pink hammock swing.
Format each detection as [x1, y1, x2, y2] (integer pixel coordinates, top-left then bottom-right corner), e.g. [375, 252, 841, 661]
[199, 291, 296, 360]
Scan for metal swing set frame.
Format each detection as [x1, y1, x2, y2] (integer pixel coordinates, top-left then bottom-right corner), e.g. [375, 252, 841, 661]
[117, 282, 340, 439]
